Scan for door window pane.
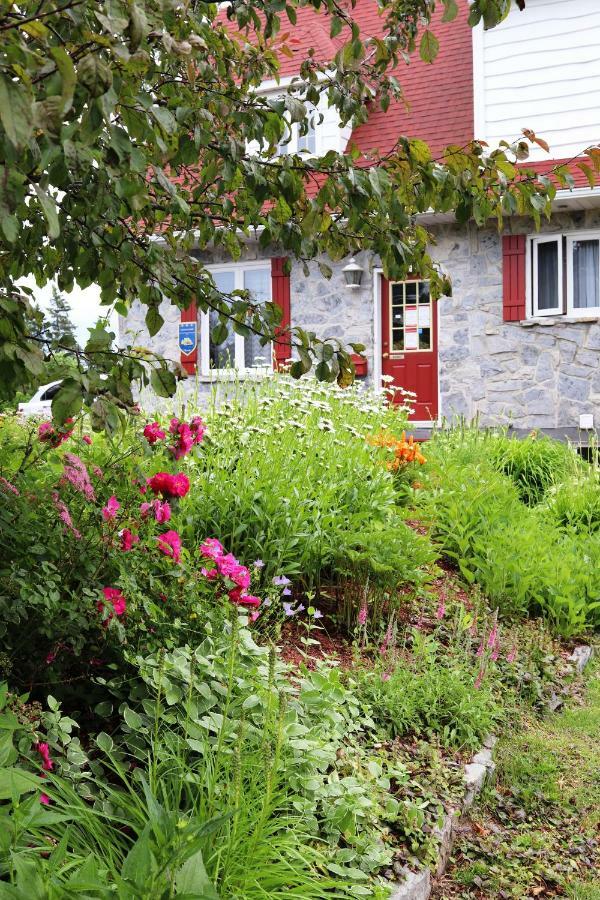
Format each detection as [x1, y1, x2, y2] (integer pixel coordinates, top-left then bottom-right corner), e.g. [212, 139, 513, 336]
[243, 268, 271, 367]
[536, 241, 559, 311]
[572, 239, 599, 309]
[210, 271, 236, 369]
[390, 281, 431, 353]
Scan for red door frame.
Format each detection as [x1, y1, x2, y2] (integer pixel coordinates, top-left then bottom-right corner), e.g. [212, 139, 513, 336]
[381, 275, 439, 421]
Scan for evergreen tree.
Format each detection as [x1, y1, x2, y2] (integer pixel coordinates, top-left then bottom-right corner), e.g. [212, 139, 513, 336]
[44, 287, 78, 348]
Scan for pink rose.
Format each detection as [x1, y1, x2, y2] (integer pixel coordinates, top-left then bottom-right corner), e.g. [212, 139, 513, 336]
[99, 587, 126, 620]
[144, 422, 166, 445]
[120, 528, 139, 552]
[157, 530, 182, 563]
[102, 495, 120, 521]
[35, 742, 53, 771]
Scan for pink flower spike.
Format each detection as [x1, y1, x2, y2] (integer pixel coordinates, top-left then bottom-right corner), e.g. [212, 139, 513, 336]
[102, 495, 120, 521]
[436, 599, 446, 620]
[490, 648, 499, 662]
[40, 793, 51, 806]
[357, 603, 367, 626]
[474, 670, 484, 690]
[157, 530, 182, 564]
[487, 625, 498, 650]
[35, 742, 53, 771]
[507, 646, 518, 663]
[476, 640, 485, 658]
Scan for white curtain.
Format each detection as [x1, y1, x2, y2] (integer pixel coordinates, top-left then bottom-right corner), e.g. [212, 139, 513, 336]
[537, 241, 559, 310]
[573, 240, 599, 309]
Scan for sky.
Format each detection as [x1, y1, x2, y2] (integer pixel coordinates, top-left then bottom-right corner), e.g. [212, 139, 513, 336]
[26, 278, 119, 346]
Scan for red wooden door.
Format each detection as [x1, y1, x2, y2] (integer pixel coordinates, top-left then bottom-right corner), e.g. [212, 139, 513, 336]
[381, 276, 438, 421]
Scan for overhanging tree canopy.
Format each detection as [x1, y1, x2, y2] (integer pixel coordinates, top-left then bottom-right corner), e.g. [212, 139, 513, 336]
[0, 0, 594, 427]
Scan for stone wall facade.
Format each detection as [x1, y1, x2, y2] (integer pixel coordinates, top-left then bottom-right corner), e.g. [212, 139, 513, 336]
[120, 211, 600, 428]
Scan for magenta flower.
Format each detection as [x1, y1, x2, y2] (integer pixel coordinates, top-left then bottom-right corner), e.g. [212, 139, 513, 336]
[230, 592, 261, 608]
[147, 472, 190, 498]
[143, 421, 166, 444]
[157, 530, 182, 563]
[35, 742, 53, 771]
[476, 639, 485, 658]
[40, 793, 51, 806]
[200, 537, 225, 560]
[487, 625, 498, 650]
[82, 435, 92, 445]
[249, 610, 260, 623]
[506, 646, 518, 663]
[102, 495, 120, 521]
[98, 587, 126, 619]
[154, 500, 171, 523]
[120, 528, 139, 552]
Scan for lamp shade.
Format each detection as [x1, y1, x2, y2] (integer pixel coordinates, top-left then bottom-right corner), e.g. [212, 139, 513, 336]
[342, 257, 364, 288]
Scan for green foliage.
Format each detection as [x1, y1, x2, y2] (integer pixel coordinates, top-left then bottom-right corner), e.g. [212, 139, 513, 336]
[486, 432, 579, 505]
[0, 0, 574, 422]
[540, 474, 600, 534]
[357, 633, 502, 750]
[185, 377, 434, 597]
[416, 428, 600, 636]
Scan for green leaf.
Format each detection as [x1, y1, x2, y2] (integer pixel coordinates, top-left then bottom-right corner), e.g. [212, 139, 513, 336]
[50, 46, 77, 114]
[51, 377, 83, 423]
[0, 767, 40, 799]
[96, 732, 113, 753]
[442, 0, 459, 22]
[1, 216, 18, 243]
[145, 306, 164, 337]
[33, 185, 60, 239]
[0, 76, 33, 149]
[175, 849, 220, 898]
[211, 323, 228, 346]
[150, 367, 176, 398]
[121, 827, 154, 886]
[123, 707, 142, 730]
[419, 30, 439, 64]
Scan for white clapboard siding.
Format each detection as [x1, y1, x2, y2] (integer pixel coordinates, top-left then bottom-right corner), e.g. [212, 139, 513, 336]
[473, 0, 600, 160]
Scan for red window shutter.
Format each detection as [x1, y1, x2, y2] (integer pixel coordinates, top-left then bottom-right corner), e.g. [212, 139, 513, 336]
[271, 257, 291, 368]
[502, 235, 526, 322]
[180, 301, 198, 375]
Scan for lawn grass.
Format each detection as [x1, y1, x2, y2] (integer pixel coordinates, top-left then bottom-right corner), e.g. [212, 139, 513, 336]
[435, 662, 600, 898]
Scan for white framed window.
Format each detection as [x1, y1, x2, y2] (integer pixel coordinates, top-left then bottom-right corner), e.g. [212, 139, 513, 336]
[200, 263, 273, 376]
[566, 232, 600, 316]
[275, 102, 318, 157]
[532, 235, 562, 317]
[529, 230, 600, 318]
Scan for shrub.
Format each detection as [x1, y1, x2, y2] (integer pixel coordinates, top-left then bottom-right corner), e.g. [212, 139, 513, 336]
[416, 430, 600, 636]
[541, 475, 600, 534]
[485, 432, 580, 506]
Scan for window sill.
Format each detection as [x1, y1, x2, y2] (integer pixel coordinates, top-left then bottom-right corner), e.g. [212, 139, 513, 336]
[520, 315, 600, 327]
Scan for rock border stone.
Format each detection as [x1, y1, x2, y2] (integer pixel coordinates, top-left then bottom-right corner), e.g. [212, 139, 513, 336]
[388, 645, 594, 900]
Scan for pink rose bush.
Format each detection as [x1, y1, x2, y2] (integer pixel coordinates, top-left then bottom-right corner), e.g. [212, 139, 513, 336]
[157, 530, 182, 563]
[143, 417, 205, 460]
[98, 587, 127, 622]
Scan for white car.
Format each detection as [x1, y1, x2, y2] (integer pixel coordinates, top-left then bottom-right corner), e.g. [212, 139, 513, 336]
[17, 381, 63, 417]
